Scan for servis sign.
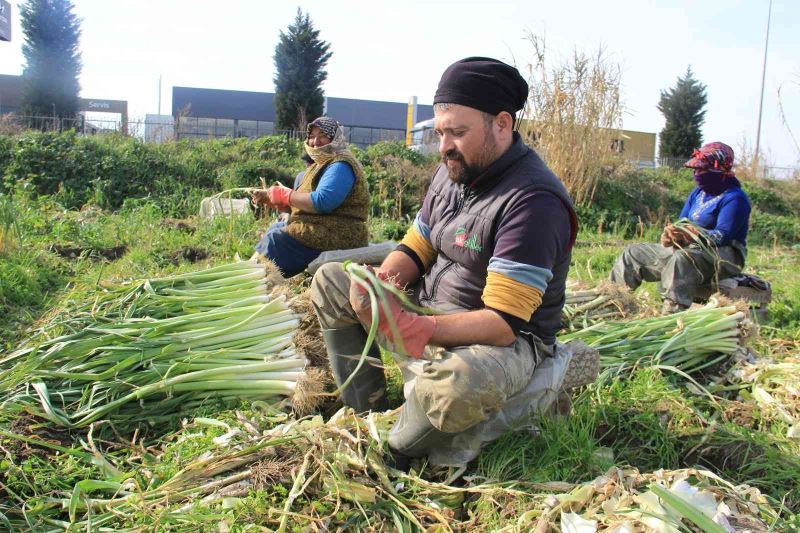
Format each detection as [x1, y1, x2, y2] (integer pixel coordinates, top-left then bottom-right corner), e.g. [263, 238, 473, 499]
[79, 98, 128, 115]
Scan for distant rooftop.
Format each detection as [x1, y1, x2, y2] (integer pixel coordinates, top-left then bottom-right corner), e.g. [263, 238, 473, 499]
[171, 86, 433, 131]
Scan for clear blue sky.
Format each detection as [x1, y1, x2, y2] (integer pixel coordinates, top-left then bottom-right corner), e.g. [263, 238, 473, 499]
[1, 0, 798, 167]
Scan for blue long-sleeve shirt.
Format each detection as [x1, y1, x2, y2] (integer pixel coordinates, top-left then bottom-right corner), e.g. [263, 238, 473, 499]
[679, 185, 751, 247]
[294, 162, 356, 214]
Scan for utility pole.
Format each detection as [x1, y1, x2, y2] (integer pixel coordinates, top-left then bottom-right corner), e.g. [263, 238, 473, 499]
[157, 75, 162, 115]
[755, 0, 773, 169]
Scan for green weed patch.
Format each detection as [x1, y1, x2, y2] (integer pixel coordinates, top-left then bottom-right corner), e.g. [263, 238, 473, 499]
[0, 136, 798, 529]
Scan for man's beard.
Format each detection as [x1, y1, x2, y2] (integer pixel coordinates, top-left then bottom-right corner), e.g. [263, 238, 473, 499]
[443, 133, 499, 185]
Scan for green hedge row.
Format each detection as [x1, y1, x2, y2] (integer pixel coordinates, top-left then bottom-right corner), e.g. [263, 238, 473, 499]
[0, 133, 303, 217]
[0, 132, 797, 243]
[0, 132, 435, 220]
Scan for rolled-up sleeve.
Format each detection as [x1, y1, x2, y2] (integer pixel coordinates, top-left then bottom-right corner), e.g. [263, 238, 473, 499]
[483, 192, 571, 330]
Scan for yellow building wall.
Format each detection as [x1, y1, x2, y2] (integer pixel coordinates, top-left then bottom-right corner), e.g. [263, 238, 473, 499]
[516, 119, 656, 163]
[619, 129, 656, 163]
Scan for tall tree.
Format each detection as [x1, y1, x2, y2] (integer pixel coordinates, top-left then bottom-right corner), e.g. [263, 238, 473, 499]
[273, 8, 331, 131]
[20, 0, 82, 122]
[657, 67, 708, 160]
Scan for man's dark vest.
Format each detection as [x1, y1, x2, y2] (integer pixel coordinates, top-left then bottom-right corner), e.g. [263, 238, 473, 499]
[418, 134, 578, 345]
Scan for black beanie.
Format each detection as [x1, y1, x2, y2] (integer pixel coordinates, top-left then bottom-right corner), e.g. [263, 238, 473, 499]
[433, 57, 528, 117]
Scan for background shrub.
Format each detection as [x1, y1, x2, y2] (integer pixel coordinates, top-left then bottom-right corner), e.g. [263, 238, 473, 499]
[0, 132, 797, 245]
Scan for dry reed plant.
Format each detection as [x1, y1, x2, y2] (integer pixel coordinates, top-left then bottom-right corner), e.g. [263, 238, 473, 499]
[519, 33, 626, 205]
[0, 195, 16, 255]
[778, 75, 800, 159]
[0, 114, 25, 136]
[734, 137, 774, 181]
[372, 155, 434, 219]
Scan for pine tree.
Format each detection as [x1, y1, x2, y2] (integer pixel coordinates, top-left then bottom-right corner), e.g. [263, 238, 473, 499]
[657, 67, 708, 161]
[20, 0, 82, 123]
[273, 8, 332, 131]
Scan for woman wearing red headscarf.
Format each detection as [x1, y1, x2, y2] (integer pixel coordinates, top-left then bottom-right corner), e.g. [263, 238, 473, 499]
[610, 142, 751, 313]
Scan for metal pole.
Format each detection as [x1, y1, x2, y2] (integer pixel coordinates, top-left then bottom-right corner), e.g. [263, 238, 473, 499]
[158, 75, 162, 115]
[755, 0, 773, 165]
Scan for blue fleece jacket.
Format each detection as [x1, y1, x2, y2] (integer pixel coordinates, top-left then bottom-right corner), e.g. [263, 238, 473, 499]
[679, 184, 751, 247]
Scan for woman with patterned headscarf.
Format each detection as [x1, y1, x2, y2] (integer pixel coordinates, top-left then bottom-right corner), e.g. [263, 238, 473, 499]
[610, 142, 752, 313]
[252, 117, 370, 277]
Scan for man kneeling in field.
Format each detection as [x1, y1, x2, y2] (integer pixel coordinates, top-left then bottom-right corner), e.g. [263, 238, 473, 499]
[311, 57, 582, 465]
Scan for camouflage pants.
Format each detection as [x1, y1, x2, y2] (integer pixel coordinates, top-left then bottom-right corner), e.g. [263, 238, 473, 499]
[310, 262, 544, 434]
[610, 243, 744, 307]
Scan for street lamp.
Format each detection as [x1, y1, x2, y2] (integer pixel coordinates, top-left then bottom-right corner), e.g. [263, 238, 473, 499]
[755, 0, 773, 171]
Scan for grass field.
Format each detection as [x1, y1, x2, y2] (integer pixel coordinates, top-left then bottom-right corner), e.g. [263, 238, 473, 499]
[1, 193, 799, 531]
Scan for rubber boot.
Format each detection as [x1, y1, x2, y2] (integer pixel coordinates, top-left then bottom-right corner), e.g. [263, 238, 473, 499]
[560, 340, 600, 391]
[661, 298, 689, 315]
[388, 386, 451, 459]
[323, 324, 388, 413]
[551, 340, 600, 418]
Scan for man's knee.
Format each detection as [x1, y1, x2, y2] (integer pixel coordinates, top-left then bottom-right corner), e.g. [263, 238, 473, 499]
[311, 262, 345, 293]
[310, 262, 356, 328]
[414, 356, 505, 434]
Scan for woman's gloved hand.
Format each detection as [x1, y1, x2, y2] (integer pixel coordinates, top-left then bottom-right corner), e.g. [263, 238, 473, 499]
[250, 189, 274, 208]
[267, 185, 293, 211]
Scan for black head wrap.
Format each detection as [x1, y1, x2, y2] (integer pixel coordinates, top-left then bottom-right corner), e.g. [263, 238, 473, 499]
[307, 116, 340, 140]
[433, 57, 528, 117]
